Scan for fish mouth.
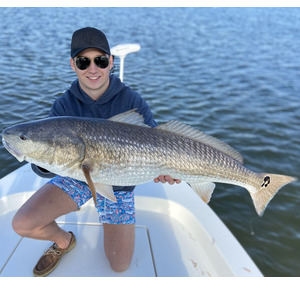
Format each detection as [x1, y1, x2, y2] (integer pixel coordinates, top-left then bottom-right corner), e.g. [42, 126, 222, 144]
[2, 138, 25, 162]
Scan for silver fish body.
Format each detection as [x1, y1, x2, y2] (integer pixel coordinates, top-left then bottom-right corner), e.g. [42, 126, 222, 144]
[2, 110, 296, 216]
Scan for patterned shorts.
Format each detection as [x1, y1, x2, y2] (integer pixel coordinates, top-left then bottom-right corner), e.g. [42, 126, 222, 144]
[48, 176, 135, 224]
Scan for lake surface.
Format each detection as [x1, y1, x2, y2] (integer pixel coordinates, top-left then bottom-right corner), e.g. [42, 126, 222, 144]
[0, 7, 299, 276]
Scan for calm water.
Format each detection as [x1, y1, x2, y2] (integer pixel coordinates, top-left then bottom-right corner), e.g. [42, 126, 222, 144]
[0, 7, 299, 276]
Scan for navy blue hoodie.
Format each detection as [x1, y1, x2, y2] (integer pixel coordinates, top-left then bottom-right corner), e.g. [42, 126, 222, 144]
[33, 74, 157, 192]
[49, 75, 157, 126]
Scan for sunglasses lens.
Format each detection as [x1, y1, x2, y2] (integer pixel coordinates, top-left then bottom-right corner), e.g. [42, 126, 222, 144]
[75, 57, 90, 70]
[75, 56, 109, 70]
[94, 56, 109, 69]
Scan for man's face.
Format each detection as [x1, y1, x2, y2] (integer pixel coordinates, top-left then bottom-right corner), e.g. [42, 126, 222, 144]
[70, 48, 113, 100]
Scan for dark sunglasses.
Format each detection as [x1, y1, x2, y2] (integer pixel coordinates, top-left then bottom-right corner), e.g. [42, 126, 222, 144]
[75, 56, 110, 70]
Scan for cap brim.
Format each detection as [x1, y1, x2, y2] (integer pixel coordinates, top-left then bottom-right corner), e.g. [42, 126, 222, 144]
[71, 46, 110, 58]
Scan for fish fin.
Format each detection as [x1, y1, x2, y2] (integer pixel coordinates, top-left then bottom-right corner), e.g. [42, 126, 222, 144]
[189, 182, 216, 203]
[109, 109, 150, 127]
[249, 173, 297, 216]
[157, 121, 243, 164]
[81, 164, 97, 205]
[94, 183, 117, 202]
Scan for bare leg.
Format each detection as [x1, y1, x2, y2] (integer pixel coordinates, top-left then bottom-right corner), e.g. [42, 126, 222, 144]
[13, 183, 135, 272]
[12, 183, 77, 249]
[103, 223, 135, 272]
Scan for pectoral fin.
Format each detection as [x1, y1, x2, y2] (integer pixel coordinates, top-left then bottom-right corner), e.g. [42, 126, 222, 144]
[81, 164, 117, 204]
[81, 164, 97, 205]
[189, 182, 216, 203]
[94, 183, 117, 202]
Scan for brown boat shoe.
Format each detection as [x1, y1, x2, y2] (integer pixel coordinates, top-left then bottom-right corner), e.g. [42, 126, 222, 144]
[33, 231, 76, 277]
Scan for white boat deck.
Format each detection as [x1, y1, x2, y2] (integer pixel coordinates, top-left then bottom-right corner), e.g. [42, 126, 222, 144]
[0, 164, 263, 277]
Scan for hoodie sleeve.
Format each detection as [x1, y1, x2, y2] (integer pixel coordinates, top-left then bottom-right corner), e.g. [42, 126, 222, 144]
[116, 84, 157, 127]
[31, 164, 56, 178]
[135, 98, 158, 128]
[48, 94, 69, 117]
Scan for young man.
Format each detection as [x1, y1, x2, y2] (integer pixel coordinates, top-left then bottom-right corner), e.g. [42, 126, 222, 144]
[12, 27, 180, 276]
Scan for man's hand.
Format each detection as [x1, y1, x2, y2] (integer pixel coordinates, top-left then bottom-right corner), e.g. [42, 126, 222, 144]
[154, 175, 181, 185]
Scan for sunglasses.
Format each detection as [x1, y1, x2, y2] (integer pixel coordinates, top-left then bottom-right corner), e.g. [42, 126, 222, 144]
[75, 56, 110, 70]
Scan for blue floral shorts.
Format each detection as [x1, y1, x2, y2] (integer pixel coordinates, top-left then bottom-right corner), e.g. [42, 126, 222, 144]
[48, 176, 135, 224]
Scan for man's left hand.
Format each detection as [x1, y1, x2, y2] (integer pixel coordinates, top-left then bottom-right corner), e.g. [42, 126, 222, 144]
[154, 175, 181, 185]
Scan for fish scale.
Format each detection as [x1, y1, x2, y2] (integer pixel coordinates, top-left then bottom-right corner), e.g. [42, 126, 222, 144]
[2, 110, 296, 216]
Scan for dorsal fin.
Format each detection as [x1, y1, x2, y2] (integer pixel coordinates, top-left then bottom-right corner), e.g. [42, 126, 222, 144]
[109, 109, 150, 127]
[157, 120, 243, 164]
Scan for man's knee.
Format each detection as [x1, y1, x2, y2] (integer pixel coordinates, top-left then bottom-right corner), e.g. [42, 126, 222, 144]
[107, 252, 131, 272]
[110, 261, 130, 273]
[12, 211, 32, 236]
[110, 262, 130, 273]
[103, 224, 135, 272]
[12, 206, 42, 237]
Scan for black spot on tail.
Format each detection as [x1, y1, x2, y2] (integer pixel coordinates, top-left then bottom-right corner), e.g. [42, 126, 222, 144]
[261, 176, 271, 187]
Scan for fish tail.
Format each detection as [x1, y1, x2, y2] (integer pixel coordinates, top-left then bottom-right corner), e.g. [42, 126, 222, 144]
[249, 173, 297, 216]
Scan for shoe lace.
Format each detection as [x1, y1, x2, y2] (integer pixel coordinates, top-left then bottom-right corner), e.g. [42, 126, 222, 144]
[44, 245, 62, 257]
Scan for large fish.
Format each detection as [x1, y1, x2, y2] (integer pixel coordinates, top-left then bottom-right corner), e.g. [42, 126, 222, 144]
[2, 110, 296, 216]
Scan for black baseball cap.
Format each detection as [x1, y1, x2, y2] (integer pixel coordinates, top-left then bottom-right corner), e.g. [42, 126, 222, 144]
[71, 27, 111, 58]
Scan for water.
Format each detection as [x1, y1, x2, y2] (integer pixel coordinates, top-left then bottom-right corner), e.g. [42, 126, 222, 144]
[0, 7, 299, 276]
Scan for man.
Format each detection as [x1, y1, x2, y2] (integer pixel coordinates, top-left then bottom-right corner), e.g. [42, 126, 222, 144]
[12, 27, 180, 276]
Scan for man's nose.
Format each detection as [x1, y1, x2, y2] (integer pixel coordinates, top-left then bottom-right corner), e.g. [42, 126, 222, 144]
[88, 59, 99, 72]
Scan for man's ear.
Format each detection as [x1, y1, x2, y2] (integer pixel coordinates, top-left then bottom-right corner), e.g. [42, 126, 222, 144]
[109, 55, 114, 71]
[70, 58, 76, 72]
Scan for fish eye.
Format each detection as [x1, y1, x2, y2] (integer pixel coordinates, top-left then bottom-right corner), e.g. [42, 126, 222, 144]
[19, 135, 27, 141]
